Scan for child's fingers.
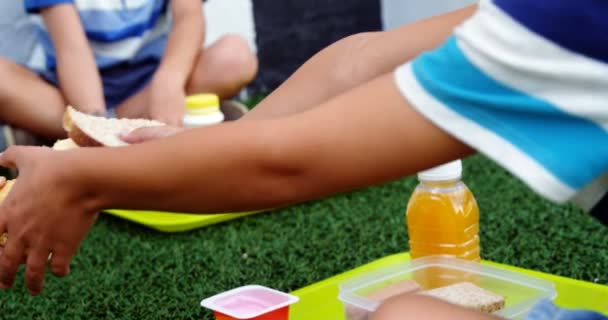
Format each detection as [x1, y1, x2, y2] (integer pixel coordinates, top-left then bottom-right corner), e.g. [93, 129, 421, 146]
[0, 235, 26, 289]
[1, 146, 57, 172]
[25, 247, 50, 296]
[120, 126, 183, 144]
[0, 146, 23, 169]
[48, 246, 71, 278]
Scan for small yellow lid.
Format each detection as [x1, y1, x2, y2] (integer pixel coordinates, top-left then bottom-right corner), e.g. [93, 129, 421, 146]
[185, 94, 220, 114]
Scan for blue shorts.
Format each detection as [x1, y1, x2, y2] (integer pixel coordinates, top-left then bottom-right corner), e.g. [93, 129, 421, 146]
[39, 58, 160, 110]
[525, 300, 608, 320]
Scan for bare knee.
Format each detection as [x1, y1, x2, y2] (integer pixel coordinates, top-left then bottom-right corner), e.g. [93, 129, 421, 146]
[214, 34, 258, 82]
[189, 34, 258, 96]
[220, 35, 258, 77]
[327, 31, 387, 91]
[0, 57, 20, 102]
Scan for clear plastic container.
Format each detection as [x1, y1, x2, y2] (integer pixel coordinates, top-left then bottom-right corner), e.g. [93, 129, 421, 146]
[338, 256, 557, 320]
[200, 285, 299, 320]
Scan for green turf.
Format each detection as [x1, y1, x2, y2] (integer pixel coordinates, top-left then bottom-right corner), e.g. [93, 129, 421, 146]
[0, 155, 606, 319]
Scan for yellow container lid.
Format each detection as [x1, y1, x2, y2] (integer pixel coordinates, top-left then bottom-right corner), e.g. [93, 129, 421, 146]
[185, 93, 220, 114]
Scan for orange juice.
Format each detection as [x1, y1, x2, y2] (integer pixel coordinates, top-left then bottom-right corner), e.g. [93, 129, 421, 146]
[406, 160, 480, 288]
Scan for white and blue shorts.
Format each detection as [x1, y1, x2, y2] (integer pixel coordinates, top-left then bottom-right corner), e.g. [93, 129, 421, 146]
[394, 0, 608, 224]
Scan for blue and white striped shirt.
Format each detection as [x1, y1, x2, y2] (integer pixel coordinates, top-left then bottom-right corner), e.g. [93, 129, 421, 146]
[395, 0, 608, 219]
[24, 0, 171, 72]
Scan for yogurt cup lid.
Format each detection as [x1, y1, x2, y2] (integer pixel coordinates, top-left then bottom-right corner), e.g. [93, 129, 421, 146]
[200, 285, 299, 319]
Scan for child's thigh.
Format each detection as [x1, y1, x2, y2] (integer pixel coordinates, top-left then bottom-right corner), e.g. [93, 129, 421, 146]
[332, 4, 476, 84]
[0, 58, 66, 137]
[0, 57, 63, 107]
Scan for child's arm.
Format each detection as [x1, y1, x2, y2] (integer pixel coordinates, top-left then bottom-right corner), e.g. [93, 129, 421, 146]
[86, 75, 475, 212]
[371, 294, 500, 320]
[41, 4, 105, 115]
[147, 0, 204, 125]
[0, 72, 474, 295]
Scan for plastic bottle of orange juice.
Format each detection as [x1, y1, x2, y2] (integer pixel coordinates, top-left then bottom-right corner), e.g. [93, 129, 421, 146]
[406, 159, 480, 260]
[406, 160, 480, 287]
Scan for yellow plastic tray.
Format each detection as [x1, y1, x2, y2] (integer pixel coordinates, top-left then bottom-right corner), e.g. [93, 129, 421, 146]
[289, 253, 608, 320]
[104, 209, 266, 232]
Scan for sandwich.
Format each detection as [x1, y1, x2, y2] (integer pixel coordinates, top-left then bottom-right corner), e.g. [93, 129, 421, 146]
[61, 106, 164, 148]
[420, 282, 506, 313]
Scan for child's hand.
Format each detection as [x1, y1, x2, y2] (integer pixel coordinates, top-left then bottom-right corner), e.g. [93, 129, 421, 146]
[120, 125, 184, 144]
[147, 81, 186, 127]
[0, 146, 99, 295]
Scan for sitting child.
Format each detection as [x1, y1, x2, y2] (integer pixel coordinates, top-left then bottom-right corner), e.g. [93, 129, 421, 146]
[0, 0, 257, 142]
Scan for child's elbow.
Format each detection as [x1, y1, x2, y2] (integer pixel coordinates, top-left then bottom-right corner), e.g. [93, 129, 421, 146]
[254, 136, 320, 207]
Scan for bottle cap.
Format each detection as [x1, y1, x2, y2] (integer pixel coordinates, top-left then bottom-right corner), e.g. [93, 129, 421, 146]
[417, 160, 462, 182]
[185, 93, 220, 115]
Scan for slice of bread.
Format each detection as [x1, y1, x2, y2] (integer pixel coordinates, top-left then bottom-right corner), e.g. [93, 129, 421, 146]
[52, 138, 79, 150]
[63, 106, 165, 147]
[0, 179, 14, 203]
[420, 282, 505, 313]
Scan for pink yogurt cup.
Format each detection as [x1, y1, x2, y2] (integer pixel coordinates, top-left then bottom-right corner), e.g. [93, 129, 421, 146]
[200, 285, 299, 320]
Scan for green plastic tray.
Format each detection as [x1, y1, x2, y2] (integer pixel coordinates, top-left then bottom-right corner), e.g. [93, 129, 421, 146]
[289, 253, 608, 320]
[104, 209, 266, 232]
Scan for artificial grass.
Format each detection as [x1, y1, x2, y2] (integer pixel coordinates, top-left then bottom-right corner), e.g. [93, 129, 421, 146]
[0, 155, 606, 319]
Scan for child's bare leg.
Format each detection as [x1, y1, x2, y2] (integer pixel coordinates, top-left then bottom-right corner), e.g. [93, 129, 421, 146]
[186, 34, 258, 99]
[115, 34, 257, 119]
[371, 294, 500, 320]
[117, 6, 474, 122]
[0, 58, 66, 140]
[244, 5, 476, 121]
[113, 83, 149, 119]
